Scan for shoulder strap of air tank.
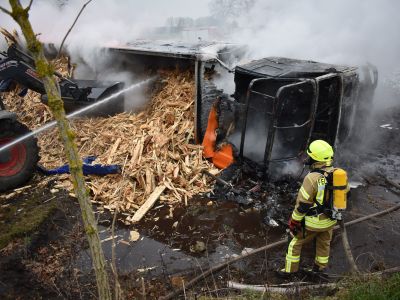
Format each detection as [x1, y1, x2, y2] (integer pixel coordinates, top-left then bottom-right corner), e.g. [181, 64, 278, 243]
[311, 168, 334, 178]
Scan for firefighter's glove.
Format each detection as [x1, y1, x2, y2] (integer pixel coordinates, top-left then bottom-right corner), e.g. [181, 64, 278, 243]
[288, 217, 302, 235]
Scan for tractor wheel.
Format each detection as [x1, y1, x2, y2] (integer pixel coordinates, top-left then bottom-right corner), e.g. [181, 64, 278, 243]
[0, 119, 39, 192]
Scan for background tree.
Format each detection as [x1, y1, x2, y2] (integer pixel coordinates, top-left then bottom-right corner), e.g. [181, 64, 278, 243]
[209, 0, 256, 20]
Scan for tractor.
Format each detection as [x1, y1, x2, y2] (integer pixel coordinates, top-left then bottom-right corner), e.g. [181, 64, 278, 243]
[0, 44, 124, 192]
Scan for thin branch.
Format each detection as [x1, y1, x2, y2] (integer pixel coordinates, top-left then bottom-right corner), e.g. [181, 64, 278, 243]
[141, 277, 146, 299]
[111, 159, 128, 300]
[0, 6, 12, 15]
[26, 0, 34, 11]
[57, 0, 93, 57]
[111, 205, 123, 300]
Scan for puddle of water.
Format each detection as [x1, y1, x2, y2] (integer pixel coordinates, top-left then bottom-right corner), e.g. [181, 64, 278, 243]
[76, 225, 241, 277]
[76, 197, 288, 277]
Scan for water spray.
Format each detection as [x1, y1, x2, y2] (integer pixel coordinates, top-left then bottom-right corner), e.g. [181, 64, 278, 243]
[0, 77, 156, 154]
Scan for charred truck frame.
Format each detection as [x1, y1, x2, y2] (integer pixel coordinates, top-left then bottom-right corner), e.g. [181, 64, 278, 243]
[109, 42, 377, 179]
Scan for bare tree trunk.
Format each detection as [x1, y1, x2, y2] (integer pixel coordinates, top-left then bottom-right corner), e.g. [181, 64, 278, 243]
[2, 1, 111, 299]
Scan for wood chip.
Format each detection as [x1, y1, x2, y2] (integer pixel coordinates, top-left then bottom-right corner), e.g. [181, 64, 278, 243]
[129, 230, 140, 242]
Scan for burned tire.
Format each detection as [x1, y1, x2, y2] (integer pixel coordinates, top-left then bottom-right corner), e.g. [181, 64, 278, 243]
[199, 80, 227, 142]
[0, 119, 39, 192]
[0, 97, 5, 110]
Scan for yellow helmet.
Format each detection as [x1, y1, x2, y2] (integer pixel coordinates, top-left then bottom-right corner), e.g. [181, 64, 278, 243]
[306, 140, 334, 162]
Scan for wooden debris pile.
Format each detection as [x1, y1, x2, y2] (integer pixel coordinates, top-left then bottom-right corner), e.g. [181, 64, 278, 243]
[3, 66, 218, 218]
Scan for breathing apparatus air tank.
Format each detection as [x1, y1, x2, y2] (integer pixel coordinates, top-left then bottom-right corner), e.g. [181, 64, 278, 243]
[333, 168, 348, 211]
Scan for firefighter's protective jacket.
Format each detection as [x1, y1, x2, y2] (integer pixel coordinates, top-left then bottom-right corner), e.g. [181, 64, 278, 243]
[290, 165, 337, 231]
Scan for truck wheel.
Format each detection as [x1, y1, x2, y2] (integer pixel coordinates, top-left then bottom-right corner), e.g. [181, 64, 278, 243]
[0, 98, 5, 110]
[200, 80, 235, 143]
[200, 80, 224, 141]
[0, 119, 39, 192]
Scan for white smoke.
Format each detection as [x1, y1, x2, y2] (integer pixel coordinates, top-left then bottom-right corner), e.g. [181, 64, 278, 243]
[0, 0, 210, 46]
[1, 0, 399, 111]
[0, 0, 210, 112]
[0, 0, 209, 73]
[2, 0, 399, 76]
[230, 0, 399, 69]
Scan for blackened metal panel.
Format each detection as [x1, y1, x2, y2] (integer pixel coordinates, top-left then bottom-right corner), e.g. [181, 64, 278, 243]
[236, 57, 355, 79]
[194, 59, 204, 143]
[268, 80, 318, 164]
[238, 78, 276, 163]
[313, 74, 343, 146]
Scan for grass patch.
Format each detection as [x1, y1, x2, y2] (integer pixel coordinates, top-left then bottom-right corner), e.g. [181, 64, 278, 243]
[0, 194, 57, 249]
[340, 273, 400, 300]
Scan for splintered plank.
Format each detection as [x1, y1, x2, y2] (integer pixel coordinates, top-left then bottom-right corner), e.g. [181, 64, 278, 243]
[107, 137, 122, 164]
[131, 185, 166, 223]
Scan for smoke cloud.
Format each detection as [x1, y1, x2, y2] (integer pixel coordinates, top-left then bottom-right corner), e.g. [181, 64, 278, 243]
[231, 1, 399, 69]
[0, 0, 211, 113]
[0, 0, 210, 80]
[0, 0, 210, 46]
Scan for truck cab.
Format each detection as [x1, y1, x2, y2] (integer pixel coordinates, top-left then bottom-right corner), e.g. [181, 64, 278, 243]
[202, 57, 378, 178]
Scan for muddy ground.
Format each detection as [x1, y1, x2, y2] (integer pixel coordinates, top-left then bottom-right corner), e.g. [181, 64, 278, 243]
[0, 108, 399, 299]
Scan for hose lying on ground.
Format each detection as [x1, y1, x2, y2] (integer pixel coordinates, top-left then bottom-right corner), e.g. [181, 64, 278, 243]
[227, 281, 337, 294]
[160, 200, 400, 300]
[340, 219, 359, 274]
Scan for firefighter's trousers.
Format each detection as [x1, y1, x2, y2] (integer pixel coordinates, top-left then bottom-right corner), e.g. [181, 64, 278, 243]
[285, 228, 333, 273]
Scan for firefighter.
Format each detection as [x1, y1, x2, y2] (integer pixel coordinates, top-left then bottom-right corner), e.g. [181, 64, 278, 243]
[279, 139, 343, 276]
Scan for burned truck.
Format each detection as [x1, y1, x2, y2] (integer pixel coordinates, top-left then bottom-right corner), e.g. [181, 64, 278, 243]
[200, 57, 378, 179]
[0, 39, 378, 191]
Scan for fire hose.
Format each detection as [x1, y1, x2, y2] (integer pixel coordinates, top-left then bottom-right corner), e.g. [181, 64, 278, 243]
[160, 196, 400, 300]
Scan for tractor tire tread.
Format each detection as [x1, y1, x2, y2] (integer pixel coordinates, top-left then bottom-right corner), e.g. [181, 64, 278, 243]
[0, 119, 40, 192]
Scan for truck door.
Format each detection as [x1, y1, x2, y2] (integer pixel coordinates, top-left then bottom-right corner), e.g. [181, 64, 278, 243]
[266, 80, 318, 170]
[237, 78, 294, 164]
[237, 78, 317, 174]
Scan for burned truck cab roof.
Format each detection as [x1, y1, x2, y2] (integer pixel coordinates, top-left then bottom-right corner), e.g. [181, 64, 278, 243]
[235, 57, 355, 78]
[234, 57, 358, 102]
